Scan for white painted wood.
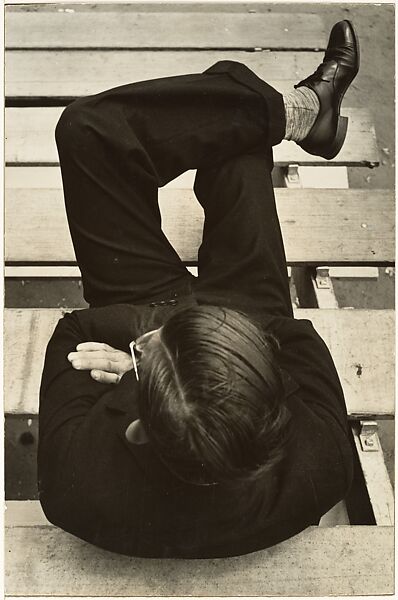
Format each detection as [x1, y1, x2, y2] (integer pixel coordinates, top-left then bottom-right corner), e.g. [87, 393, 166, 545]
[5, 50, 313, 98]
[5, 165, 195, 189]
[7, 167, 362, 197]
[5, 309, 63, 414]
[298, 166, 349, 188]
[312, 285, 339, 309]
[5, 188, 394, 264]
[5, 107, 380, 167]
[328, 267, 379, 278]
[4, 308, 395, 418]
[353, 428, 395, 526]
[312, 269, 339, 309]
[3, 265, 378, 281]
[5, 500, 48, 527]
[284, 164, 302, 189]
[5, 266, 82, 278]
[1, 266, 206, 279]
[5, 9, 326, 49]
[298, 309, 395, 419]
[4, 517, 394, 596]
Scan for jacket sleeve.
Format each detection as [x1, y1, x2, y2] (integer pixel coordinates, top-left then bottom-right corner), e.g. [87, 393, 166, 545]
[37, 304, 158, 506]
[39, 310, 110, 438]
[38, 310, 112, 503]
[267, 316, 354, 507]
[270, 317, 349, 430]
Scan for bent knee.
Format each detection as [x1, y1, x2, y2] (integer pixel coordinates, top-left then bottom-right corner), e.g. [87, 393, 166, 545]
[55, 97, 102, 151]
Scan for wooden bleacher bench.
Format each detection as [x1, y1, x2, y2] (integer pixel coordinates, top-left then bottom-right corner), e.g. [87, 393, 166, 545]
[4, 500, 394, 596]
[4, 3, 394, 596]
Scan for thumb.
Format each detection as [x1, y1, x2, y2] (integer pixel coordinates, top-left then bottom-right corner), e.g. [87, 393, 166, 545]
[91, 370, 121, 384]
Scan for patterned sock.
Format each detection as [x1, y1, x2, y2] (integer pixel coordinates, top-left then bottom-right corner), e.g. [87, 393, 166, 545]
[283, 87, 320, 142]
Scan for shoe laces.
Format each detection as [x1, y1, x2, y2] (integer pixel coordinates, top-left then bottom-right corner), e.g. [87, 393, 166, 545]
[295, 42, 355, 88]
[294, 60, 331, 87]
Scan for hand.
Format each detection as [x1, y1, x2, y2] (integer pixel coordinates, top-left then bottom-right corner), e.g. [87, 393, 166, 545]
[67, 342, 134, 384]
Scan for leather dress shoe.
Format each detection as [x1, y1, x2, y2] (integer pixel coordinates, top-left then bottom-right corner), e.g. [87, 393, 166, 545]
[295, 20, 360, 159]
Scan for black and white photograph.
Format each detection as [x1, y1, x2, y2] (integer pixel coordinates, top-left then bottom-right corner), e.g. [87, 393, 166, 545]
[4, 0, 395, 596]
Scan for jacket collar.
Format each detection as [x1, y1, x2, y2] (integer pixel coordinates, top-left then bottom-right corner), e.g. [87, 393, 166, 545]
[281, 368, 300, 399]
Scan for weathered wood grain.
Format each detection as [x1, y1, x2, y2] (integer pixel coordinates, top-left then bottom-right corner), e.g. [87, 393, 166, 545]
[4, 515, 394, 596]
[5, 188, 394, 264]
[6, 501, 48, 526]
[300, 309, 395, 420]
[4, 309, 60, 414]
[5, 165, 192, 189]
[5, 107, 379, 166]
[5, 9, 326, 50]
[5, 50, 318, 98]
[353, 431, 395, 526]
[4, 308, 394, 417]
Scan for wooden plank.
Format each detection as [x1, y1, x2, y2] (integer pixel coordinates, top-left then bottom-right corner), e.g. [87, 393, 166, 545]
[5, 107, 379, 167]
[4, 308, 395, 417]
[5, 165, 195, 189]
[5, 8, 326, 49]
[5, 266, 82, 278]
[353, 428, 395, 526]
[297, 165, 349, 188]
[4, 50, 317, 100]
[5, 50, 318, 99]
[4, 309, 62, 414]
[3, 265, 380, 280]
[299, 309, 395, 419]
[6, 500, 48, 527]
[327, 267, 379, 278]
[4, 519, 393, 596]
[311, 272, 339, 309]
[5, 188, 394, 264]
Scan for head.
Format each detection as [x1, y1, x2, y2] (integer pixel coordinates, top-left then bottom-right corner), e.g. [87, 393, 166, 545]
[129, 306, 291, 487]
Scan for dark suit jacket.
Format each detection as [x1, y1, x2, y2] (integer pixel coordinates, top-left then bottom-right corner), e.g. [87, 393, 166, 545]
[38, 296, 353, 558]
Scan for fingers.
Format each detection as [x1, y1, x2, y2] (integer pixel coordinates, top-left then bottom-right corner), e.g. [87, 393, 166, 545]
[67, 346, 134, 379]
[68, 350, 120, 362]
[90, 370, 121, 385]
[75, 342, 116, 352]
[68, 354, 123, 374]
[67, 343, 134, 380]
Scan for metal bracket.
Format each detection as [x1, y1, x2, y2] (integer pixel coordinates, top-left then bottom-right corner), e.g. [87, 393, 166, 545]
[359, 420, 380, 452]
[284, 164, 302, 188]
[315, 267, 332, 289]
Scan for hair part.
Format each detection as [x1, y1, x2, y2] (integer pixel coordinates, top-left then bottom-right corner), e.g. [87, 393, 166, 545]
[138, 306, 291, 489]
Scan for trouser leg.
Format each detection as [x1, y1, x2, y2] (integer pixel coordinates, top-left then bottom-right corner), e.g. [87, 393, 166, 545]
[194, 151, 293, 318]
[55, 61, 286, 307]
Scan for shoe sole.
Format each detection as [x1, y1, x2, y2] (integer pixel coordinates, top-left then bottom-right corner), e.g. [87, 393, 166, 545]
[327, 20, 360, 159]
[323, 115, 348, 160]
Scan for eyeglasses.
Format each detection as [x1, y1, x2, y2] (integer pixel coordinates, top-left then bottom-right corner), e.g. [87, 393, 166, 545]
[129, 341, 140, 381]
[129, 328, 161, 382]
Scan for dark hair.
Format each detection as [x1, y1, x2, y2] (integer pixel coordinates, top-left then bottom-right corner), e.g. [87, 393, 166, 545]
[138, 306, 290, 490]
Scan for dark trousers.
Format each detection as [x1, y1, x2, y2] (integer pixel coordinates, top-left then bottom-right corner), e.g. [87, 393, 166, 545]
[55, 60, 292, 318]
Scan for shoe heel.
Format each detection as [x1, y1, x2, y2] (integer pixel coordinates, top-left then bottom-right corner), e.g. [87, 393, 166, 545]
[327, 116, 348, 159]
